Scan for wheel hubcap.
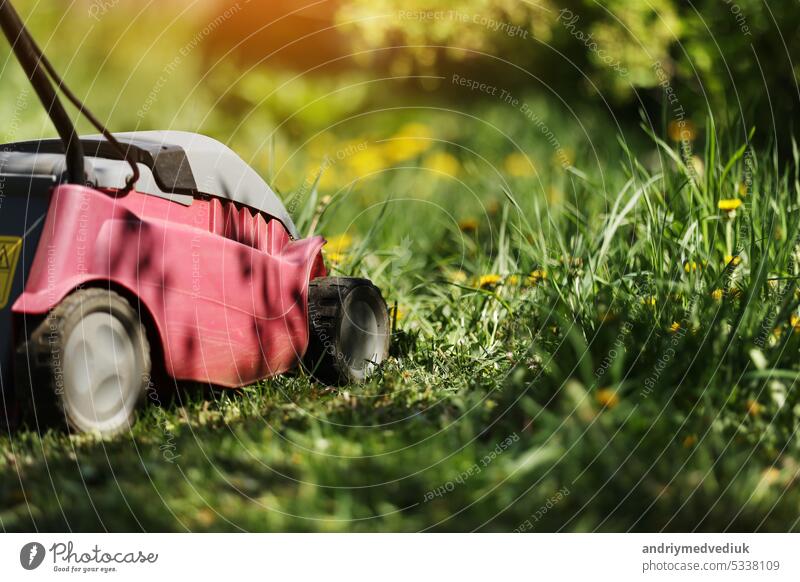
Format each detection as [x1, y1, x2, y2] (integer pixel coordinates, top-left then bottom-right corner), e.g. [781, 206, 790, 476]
[339, 290, 388, 378]
[62, 311, 140, 432]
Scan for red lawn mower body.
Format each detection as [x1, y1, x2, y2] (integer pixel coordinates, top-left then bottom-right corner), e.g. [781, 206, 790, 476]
[2, 130, 329, 389]
[14, 181, 326, 388]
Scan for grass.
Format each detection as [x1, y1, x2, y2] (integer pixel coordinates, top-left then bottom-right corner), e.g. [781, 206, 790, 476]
[3, 102, 800, 532]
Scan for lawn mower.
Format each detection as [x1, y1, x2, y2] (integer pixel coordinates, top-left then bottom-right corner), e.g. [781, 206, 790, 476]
[0, 0, 390, 436]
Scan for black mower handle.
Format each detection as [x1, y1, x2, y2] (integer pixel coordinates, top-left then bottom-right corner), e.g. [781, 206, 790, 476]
[0, 0, 139, 191]
[0, 0, 85, 184]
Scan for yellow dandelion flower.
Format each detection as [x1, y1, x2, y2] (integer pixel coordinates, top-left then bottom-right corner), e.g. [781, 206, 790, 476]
[395, 122, 432, 139]
[746, 399, 763, 417]
[347, 148, 387, 177]
[477, 274, 502, 289]
[316, 166, 340, 190]
[325, 233, 354, 254]
[381, 123, 433, 162]
[718, 198, 742, 212]
[711, 288, 724, 301]
[528, 269, 548, 285]
[682, 434, 697, 448]
[390, 305, 405, 322]
[325, 251, 347, 265]
[790, 314, 800, 333]
[684, 261, 700, 273]
[669, 321, 681, 334]
[504, 152, 537, 177]
[724, 255, 741, 267]
[596, 388, 619, 409]
[423, 151, 460, 177]
[458, 218, 478, 233]
[506, 275, 520, 286]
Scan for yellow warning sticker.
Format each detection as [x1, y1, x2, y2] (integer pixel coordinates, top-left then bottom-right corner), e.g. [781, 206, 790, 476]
[0, 236, 22, 309]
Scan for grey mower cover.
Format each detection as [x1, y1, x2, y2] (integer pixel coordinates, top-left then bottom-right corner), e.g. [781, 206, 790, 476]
[0, 130, 299, 238]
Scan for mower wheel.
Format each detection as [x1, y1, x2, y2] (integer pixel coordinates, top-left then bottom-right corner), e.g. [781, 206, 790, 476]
[305, 277, 390, 385]
[23, 288, 151, 436]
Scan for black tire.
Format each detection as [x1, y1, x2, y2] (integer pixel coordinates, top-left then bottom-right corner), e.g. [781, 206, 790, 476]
[18, 288, 151, 436]
[305, 277, 390, 385]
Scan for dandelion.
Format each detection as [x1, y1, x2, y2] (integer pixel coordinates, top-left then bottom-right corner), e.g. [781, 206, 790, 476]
[390, 305, 406, 322]
[316, 165, 340, 190]
[596, 388, 619, 409]
[423, 151, 460, 177]
[347, 147, 387, 177]
[711, 288, 724, 301]
[506, 274, 520, 286]
[684, 261, 700, 273]
[324, 251, 347, 265]
[477, 274, 502, 289]
[381, 123, 433, 163]
[395, 122, 432, 139]
[528, 269, 548, 285]
[325, 233, 354, 254]
[747, 399, 763, 417]
[458, 218, 479, 233]
[790, 314, 800, 333]
[724, 254, 741, 267]
[504, 152, 536, 177]
[718, 198, 742, 218]
[668, 321, 681, 334]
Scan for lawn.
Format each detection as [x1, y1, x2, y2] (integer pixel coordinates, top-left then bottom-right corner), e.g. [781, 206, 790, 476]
[2, 98, 799, 532]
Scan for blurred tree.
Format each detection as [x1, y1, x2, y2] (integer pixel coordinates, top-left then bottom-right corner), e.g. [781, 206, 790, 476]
[332, 0, 800, 142]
